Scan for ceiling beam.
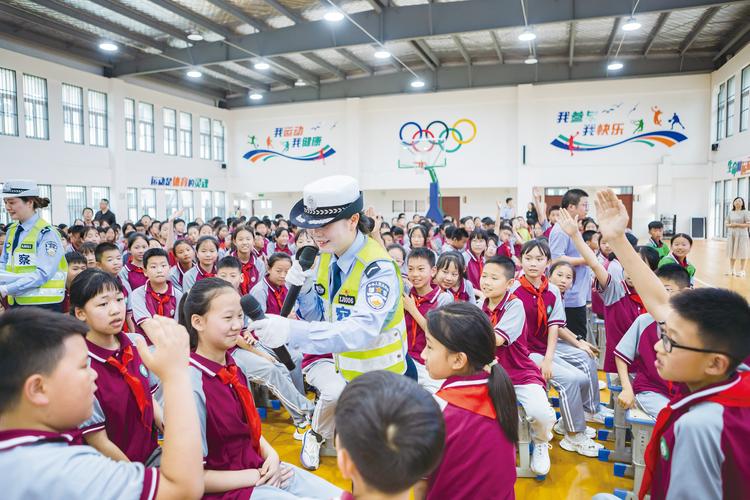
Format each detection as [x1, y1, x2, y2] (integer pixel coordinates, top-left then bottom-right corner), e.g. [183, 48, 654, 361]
[452, 35, 471, 65]
[364, 0, 384, 13]
[204, 0, 266, 32]
[205, 65, 271, 91]
[235, 61, 296, 87]
[146, 0, 233, 39]
[416, 39, 441, 68]
[142, 73, 227, 100]
[679, 6, 720, 55]
[268, 56, 320, 86]
[489, 31, 503, 64]
[86, 0, 188, 41]
[409, 40, 437, 70]
[713, 20, 750, 62]
[261, 0, 305, 24]
[568, 21, 575, 67]
[336, 48, 374, 75]
[604, 17, 622, 56]
[302, 52, 346, 79]
[643, 12, 670, 56]
[112, 0, 736, 76]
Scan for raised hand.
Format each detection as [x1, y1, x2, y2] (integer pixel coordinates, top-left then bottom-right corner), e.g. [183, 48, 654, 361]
[136, 316, 190, 381]
[556, 207, 579, 237]
[595, 189, 630, 242]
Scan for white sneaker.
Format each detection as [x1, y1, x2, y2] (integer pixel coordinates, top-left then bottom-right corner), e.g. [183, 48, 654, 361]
[559, 433, 603, 457]
[585, 408, 613, 424]
[530, 443, 551, 475]
[738, 271, 747, 278]
[293, 422, 309, 441]
[553, 418, 596, 438]
[300, 429, 322, 470]
[598, 380, 607, 391]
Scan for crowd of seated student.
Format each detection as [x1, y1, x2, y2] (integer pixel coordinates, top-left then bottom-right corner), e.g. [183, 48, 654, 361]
[1, 187, 748, 500]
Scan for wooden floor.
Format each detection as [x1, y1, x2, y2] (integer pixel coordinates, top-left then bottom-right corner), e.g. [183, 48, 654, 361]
[265, 239, 748, 498]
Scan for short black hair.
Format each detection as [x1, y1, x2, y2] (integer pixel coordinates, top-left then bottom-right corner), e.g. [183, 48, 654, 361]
[582, 230, 598, 243]
[217, 255, 242, 271]
[65, 251, 86, 267]
[469, 228, 489, 243]
[505, 197, 513, 203]
[0, 308, 89, 413]
[69, 269, 122, 313]
[669, 288, 750, 371]
[68, 225, 86, 238]
[335, 371, 445, 494]
[407, 246, 436, 267]
[655, 264, 691, 290]
[80, 242, 97, 255]
[449, 227, 469, 240]
[143, 247, 169, 267]
[267, 252, 292, 270]
[436, 251, 466, 277]
[386, 244, 406, 261]
[94, 242, 120, 262]
[561, 188, 589, 210]
[484, 255, 515, 280]
[671, 232, 693, 246]
[648, 221, 664, 230]
[636, 246, 660, 271]
[520, 239, 551, 259]
[392, 226, 405, 237]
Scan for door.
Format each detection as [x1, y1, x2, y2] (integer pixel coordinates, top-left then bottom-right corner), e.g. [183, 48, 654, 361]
[618, 194, 634, 229]
[441, 196, 460, 222]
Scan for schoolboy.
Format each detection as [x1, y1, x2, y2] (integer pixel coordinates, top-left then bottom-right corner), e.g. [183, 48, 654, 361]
[446, 226, 469, 252]
[63, 251, 87, 313]
[131, 248, 182, 332]
[646, 221, 670, 259]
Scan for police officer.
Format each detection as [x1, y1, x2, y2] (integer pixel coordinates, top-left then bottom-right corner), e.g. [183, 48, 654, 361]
[250, 175, 408, 470]
[0, 180, 67, 311]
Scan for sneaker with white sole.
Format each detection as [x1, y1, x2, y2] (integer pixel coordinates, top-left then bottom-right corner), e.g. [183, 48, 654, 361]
[300, 429, 323, 470]
[530, 442, 551, 475]
[553, 418, 596, 439]
[293, 422, 309, 441]
[559, 433, 603, 457]
[598, 380, 607, 391]
[585, 408, 613, 424]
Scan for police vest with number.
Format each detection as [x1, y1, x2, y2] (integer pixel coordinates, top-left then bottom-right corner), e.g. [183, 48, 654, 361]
[315, 237, 407, 381]
[5, 218, 67, 305]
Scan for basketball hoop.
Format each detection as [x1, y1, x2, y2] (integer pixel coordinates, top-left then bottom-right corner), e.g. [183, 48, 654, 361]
[415, 159, 426, 175]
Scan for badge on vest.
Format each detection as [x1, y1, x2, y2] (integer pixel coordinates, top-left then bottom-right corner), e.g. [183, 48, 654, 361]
[315, 283, 326, 296]
[20, 243, 33, 250]
[338, 294, 356, 306]
[659, 436, 670, 461]
[139, 364, 149, 378]
[365, 281, 390, 310]
[44, 241, 58, 256]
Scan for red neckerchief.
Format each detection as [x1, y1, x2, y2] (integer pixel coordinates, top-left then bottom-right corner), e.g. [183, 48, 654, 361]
[128, 260, 145, 276]
[470, 251, 484, 276]
[671, 253, 688, 268]
[237, 254, 257, 296]
[196, 264, 216, 280]
[276, 244, 292, 256]
[146, 281, 173, 317]
[449, 280, 464, 301]
[106, 344, 151, 428]
[650, 238, 664, 248]
[216, 363, 261, 453]
[436, 374, 496, 419]
[640, 372, 750, 499]
[265, 277, 285, 311]
[408, 286, 438, 347]
[482, 292, 515, 327]
[518, 275, 549, 334]
[626, 283, 646, 314]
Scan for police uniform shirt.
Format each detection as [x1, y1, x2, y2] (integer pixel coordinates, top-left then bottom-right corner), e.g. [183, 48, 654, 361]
[0, 213, 65, 297]
[290, 232, 401, 356]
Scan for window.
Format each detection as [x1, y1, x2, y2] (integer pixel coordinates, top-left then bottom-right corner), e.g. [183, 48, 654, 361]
[179, 112, 192, 157]
[165, 189, 178, 218]
[127, 188, 138, 221]
[92, 186, 110, 209]
[138, 102, 154, 153]
[163, 108, 177, 155]
[88, 90, 107, 147]
[213, 191, 226, 219]
[66, 185, 87, 224]
[714, 181, 723, 238]
[23, 74, 48, 140]
[723, 179, 734, 238]
[717, 82, 726, 141]
[199, 117, 212, 159]
[124, 98, 135, 151]
[62, 84, 84, 144]
[140, 188, 156, 218]
[741, 65, 750, 132]
[38, 184, 52, 223]
[200, 191, 213, 220]
[726, 76, 735, 138]
[0, 68, 18, 136]
[180, 190, 194, 222]
[212, 120, 225, 162]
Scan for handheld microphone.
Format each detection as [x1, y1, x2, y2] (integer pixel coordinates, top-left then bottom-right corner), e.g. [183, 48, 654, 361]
[240, 294, 296, 371]
[280, 245, 319, 318]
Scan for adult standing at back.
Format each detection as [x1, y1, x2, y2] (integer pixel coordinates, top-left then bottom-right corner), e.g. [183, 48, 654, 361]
[499, 197, 515, 221]
[726, 196, 750, 277]
[0, 180, 67, 311]
[94, 198, 116, 226]
[549, 188, 591, 339]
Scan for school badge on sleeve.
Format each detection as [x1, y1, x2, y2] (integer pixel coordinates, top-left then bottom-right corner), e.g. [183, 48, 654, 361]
[365, 281, 390, 310]
[659, 436, 670, 461]
[139, 364, 149, 378]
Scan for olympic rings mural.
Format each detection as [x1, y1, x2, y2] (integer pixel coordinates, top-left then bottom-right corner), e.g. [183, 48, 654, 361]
[398, 119, 477, 154]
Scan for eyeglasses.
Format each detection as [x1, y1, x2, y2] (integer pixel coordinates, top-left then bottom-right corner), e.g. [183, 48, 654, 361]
[657, 322, 736, 360]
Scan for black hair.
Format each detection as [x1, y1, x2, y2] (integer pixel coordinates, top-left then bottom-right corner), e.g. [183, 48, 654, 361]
[520, 239, 551, 259]
[69, 269, 122, 313]
[232, 225, 255, 241]
[80, 242, 97, 255]
[550, 260, 576, 281]
[469, 228, 489, 243]
[670, 232, 693, 246]
[173, 218, 185, 226]
[449, 227, 469, 240]
[82, 226, 98, 239]
[484, 255, 515, 281]
[187, 221, 199, 230]
[359, 213, 375, 235]
[82, 207, 93, 215]
[335, 371, 445, 494]
[143, 247, 169, 268]
[436, 251, 466, 277]
[121, 222, 136, 236]
[731, 197, 746, 211]
[505, 197, 513, 203]
[407, 246, 436, 267]
[0, 308, 89, 413]
[561, 188, 589, 210]
[65, 251, 87, 266]
[459, 216, 473, 225]
[173, 238, 193, 254]
[127, 232, 149, 249]
[178, 277, 236, 349]
[655, 264, 691, 290]
[582, 230, 598, 243]
[426, 302, 518, 442]
[648, 221, 664, 230]
[392, 226, 405, 237]
[408, 225, 428, 245]
[636, 246, 660, 271]
[669, 288, 750, 371]
[274, 227, 289, 239]
[217, 255, 242, 271]
[267, 252, 292, 270]
[94, 242, 120, 262]
[386, 243, 407, 261]
[581, 217, 598, 230]
[195, 235, 220, 252]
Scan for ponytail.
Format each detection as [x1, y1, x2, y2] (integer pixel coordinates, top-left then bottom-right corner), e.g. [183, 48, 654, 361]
[488, 363, 519, 443]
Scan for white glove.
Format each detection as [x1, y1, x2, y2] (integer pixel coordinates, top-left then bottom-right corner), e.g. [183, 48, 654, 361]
[0, 285, 7, 298]
[248, 314, 291, 348]
[285, 261, 316, 293]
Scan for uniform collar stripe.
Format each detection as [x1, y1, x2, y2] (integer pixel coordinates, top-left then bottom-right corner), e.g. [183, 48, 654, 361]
[189, 357, 217, 377]
[671, 376, 741, 410]
[442, 379, 488, 390]
[0, 432, 74, 450]
[87, 350, 107, 363]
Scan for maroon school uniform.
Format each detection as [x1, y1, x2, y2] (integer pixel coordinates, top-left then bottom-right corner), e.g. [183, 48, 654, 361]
[445, 278, 472, 302]
[497, 241, 514, 259]
[482, 294, 545, 388]
[235, 252, 261, 296]
[598, 275, 645, 372]
[263, 278, 288, 315]
[131, 281, 181, 335]
[123, 261, 148, 290]
[464, 251, 484, 290]
[274, 244, 293, 256]
[404, 285, 450, 364]
[81, 333, 159, 463]
[428, 373, 516, 500]
[511, 275, 566, 356]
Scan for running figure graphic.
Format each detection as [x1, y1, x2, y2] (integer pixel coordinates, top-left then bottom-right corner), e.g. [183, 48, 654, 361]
[632, 119, 644, 134]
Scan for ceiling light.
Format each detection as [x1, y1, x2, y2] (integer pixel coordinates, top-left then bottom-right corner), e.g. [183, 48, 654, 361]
[254, 61, 270, 70]
[295, 79, 307, 87]
[518, 29, 536, 42]
[374, 49, 391, 59]
[323, 10, 344, 22]
[410, 80, 425, 88]
[249, 92, 263, 100]
[607, 61, 624, 71]
[98, 41, 118, 52]
[524, 56, 538, 64]
[622, 17, 641, 31]
[187, 33, 203, 41]
[186, 69, 202, 78]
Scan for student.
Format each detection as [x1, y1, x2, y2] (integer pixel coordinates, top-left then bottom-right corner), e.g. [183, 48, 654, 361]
[214, 224, 230, 253]
[119, 233, 149, 291]
[169, 239, 195, 292]
[512, 240, 603, 456]
[407, 225, 428, 251]
[657, 233, 696, 284]
[434, 251, 475, 302]
[269, 227, 295, 256]
[386, 243, 407, 278]
[462, 228, 488, 292]
[445, 226, 468, 253]
[391, 226, 406, 246]
[646, 221, 670, 259]
[70, 269, 163, 464]
[63, 251, 88, 313]
[186, 222, 199, 245]
[479, 255, 555, 475]
[418, 302, 518, 500]
[294, 229, 314, 249]
[83, 226, 102, 245]
[0, 309, 204, 500]
[179, 278, 340, 499]
[80, 242, 98, 269]
[402, 247, 453, 393]
[131, 248, 182, 333]
[250, 253, 293, 316]
[230, 226, 266, 295]
[593, 189, 750, 500]
[182, 236, 219, 294]
[542, 205, 561, 238]
[496, 225, 518, 265]
[334, 371, 445, 500]
[95, 242, 134, 330]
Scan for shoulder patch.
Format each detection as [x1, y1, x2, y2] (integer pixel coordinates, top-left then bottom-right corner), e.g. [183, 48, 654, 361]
[365, 280, 390, 310]
[314, 283, 326, 296]
[39, 227, 51, 236]
[44, 241, 58, 256]
[364, 261, 381, 279]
